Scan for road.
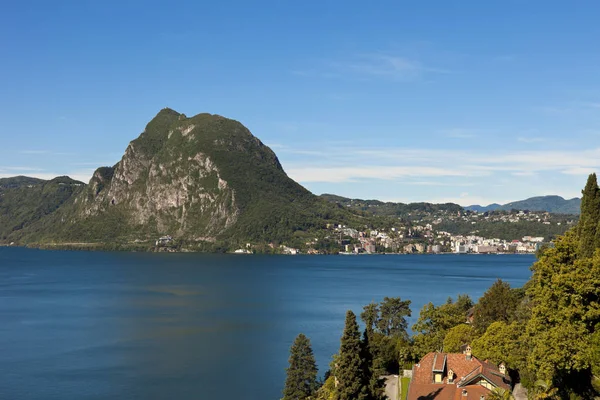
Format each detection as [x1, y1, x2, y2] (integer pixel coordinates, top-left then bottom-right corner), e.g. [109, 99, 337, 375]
[383, 375, 399, 400]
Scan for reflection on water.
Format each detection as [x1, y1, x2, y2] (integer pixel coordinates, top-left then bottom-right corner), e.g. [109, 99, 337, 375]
[0, 249, 534, 399]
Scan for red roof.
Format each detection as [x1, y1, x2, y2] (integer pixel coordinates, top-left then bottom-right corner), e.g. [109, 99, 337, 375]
[433, 353, 447, 372]
[408, 352, 511, 400]
[407, 383, 491, 400]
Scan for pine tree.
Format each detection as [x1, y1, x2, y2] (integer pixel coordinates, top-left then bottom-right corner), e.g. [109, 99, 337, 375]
[336, 310, 368, 400]
[361, 328, 384, 400]
[578, 173, 600, 258]
[283, 333, 318, 400]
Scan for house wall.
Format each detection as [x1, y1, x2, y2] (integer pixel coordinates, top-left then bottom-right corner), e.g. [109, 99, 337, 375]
[478, 379, 493, 390]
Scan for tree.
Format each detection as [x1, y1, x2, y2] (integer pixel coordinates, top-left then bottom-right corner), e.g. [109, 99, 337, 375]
[314, 376, 337, 400]
[473, 279, 519, 333]
[526, 225, 600, 395]
[528, 380, 558, 400]
[336, 311, 368, 400]
[376, 297, 411, 339]
[443, 324, 477, 353]
[471, 321, 527, 372]
[591, 325, 600, 380]
[360, 302, 379, 334]
[283, 333, 318, 400]
[578, 173, 600, 258]
[487, 388, 515, 400]
[361, 328, 384, 400]
[360, 298, 412, 378]
[412, 295, 473, 357]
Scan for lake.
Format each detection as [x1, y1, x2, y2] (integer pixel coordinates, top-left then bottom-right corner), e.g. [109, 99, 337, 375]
[0, 248, 535, 399]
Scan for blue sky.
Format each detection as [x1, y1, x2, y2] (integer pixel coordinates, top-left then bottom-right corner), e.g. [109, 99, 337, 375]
[1, 1, 600, 206]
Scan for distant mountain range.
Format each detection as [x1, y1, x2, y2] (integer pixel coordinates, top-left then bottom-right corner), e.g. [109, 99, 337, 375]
[465, 195, 581, 215]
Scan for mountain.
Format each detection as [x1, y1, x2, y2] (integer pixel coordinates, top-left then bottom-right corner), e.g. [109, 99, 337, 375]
[0, 176, 85, 241]
[320, 194, 463, 217]
[4, 109, 362, 249]
[463, 203, 501, 213]
[465, 195, 581, 214]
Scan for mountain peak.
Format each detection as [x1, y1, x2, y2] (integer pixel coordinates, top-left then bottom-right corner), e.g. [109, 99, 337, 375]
[465, 195, 580, 214]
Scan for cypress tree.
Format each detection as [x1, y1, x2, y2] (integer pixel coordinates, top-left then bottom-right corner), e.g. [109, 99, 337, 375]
[361, 328, 384, 400]
[283, 333, 318, 400]
[336, 310, 368, 400]
[578, 173, 600, 258]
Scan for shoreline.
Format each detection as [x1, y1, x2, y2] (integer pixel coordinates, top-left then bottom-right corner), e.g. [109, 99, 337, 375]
[0, 243, 537, 256]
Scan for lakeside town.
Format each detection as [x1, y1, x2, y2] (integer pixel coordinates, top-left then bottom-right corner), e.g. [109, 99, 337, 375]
[234, 209, 577, 255]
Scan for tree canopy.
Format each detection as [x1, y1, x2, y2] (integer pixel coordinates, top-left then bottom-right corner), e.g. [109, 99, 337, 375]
[283, 333, 318, 400]
[336, 310, 368, 400]
[412, 295, 473, 357]
[473, 279, 520, 333]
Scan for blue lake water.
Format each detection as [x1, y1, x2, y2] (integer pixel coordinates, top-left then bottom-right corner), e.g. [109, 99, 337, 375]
[0, 248, 535, 399]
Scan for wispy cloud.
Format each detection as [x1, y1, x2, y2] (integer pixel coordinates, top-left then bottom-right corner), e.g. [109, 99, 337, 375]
[294, 53, 450, 82]
[439, 128, 483, 139]
[582, 102, 600, 109]
[0, 166, 45, 172]
[517, 137, 545, 143]
[281, 145, 600, 184]
[19, 150, 75, 156]
[286, 165, 483, 183]
[536, 101, 600, 115]
[19, 150, 49, 155]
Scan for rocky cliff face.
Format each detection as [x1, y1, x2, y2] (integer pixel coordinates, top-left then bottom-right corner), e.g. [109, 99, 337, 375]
[60, 108, 314, 243]
[5, 108, 347, 248]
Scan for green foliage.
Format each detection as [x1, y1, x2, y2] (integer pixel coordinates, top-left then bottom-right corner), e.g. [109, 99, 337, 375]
[315, 376, 337, 400]
[526, 231, 600, 380]
[473, 279, 520, 333]
[411, 295, 473, 358]
[336, 311, 368, 400]
[577, 173, 600, 257]
[471, 321, 527, 373]
[523, 181, 600, 397]
[360, 329, 385, 400]
[591, 325, 600, 379]
[283, 333, 318, 400]
[360, 302, 379, 333]
[486, 387, 515, 400]
[400, 377, 410, 400]
[528, 380, 558, 400]
[320, 194, 463, 218]
[0, 176, 85, 241]
[376, 297, 412, 339]
[360, 298, 412, 378]
[499, 195, 580, 215]
[442, 324, 478, 353]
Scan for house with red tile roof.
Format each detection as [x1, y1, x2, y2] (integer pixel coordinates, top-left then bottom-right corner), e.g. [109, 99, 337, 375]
[407, 345, 511, 400]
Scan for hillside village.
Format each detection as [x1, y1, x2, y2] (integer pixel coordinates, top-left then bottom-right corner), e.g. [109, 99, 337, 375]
[268, 209, 576, 255]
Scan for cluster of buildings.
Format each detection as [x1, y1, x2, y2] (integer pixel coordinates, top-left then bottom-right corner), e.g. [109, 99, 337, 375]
[310, 224, 549, 255]
[442, 209, 570, 225]
[447, 234, 545, 254]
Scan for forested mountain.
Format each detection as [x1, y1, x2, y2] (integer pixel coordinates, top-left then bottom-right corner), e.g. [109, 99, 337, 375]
[0, 176, 84, 242]
[466, 195, 581, 214]
[0, 109, 366, 250]
[320, 194, 463, 217]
